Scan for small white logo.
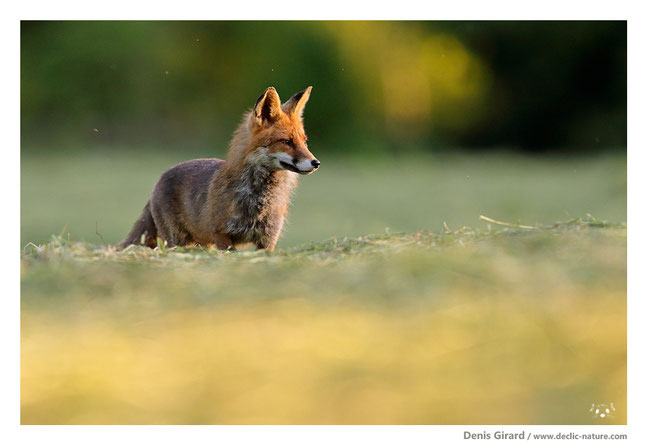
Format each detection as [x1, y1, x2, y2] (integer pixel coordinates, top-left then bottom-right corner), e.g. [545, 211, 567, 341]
[590, 403, 616, 419]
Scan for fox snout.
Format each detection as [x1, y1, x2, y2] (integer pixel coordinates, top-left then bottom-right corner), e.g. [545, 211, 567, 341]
[292, 156, 320, 174]
[274, 152, 320, 174]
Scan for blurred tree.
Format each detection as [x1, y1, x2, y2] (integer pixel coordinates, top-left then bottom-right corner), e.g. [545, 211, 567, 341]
[21, 21, 626, 154]
[446, 21, 627, 151]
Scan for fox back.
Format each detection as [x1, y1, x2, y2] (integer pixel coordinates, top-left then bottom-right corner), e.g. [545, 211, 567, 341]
[119, 86, 319, 252]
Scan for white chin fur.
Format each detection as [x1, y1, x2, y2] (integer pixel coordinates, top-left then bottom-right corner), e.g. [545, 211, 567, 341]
[295, 159, 315, 172]
[272, 152, 314, 173]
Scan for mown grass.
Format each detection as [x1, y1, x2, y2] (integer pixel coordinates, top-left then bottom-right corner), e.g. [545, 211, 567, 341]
[21, 216, 626, 424]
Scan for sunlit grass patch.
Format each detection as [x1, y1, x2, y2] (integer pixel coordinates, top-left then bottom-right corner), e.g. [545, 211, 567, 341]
[21, 217, 626, 424]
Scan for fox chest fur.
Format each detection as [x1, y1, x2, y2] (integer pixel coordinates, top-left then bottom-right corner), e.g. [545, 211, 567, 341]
[218, 160, 297, 246]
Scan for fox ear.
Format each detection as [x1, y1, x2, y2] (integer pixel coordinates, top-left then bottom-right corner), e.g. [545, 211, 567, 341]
[252, 87, 282, 126]
[282, 86, 312, 119]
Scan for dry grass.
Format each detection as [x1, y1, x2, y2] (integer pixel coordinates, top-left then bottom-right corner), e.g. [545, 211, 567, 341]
[21, 217, 626, 424]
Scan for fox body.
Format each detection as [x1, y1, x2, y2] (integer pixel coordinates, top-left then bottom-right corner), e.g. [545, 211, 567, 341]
[119, 86, 319, 252]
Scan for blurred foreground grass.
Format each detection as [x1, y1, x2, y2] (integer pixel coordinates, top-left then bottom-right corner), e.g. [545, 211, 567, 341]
[21, 150, 626, 248]
[21, 217, 626, 424]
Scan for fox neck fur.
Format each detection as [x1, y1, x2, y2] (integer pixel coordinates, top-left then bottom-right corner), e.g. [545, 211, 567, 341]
[205, 114, 298, 247]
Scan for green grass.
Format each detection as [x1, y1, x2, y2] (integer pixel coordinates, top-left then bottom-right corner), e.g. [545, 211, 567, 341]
[21, 150, 626, 248]
[21, 217, 626, 424]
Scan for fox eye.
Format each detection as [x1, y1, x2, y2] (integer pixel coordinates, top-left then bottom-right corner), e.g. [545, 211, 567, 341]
[280, 139, 293, 147]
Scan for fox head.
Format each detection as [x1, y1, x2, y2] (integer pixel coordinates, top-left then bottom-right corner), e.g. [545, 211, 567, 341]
[246, 86, 320, 175]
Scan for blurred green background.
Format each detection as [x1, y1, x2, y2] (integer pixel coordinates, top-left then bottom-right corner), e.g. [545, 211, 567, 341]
[21, 21, 627, 247]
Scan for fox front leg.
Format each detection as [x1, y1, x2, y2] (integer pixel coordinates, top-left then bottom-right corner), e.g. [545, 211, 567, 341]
[213, 232, 236, 251]
[255, 238, 277, 253]
[255, 217, 284, 253]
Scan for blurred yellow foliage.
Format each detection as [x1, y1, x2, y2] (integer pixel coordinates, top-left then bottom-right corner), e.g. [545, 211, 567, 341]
[328, 22, 489, 135]
[22, 275, 625, 424]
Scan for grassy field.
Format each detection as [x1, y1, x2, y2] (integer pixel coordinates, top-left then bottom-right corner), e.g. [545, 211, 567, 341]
[21, 151, 626, 424]
[20, 150, 626, 248]
[21, 217, 626, 424]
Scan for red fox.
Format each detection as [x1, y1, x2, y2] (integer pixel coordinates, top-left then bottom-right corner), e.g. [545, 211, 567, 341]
[119, 86, 319, 252]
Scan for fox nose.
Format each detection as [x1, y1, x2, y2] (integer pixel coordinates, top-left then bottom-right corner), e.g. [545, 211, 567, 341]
[311, 159, 320, 168]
